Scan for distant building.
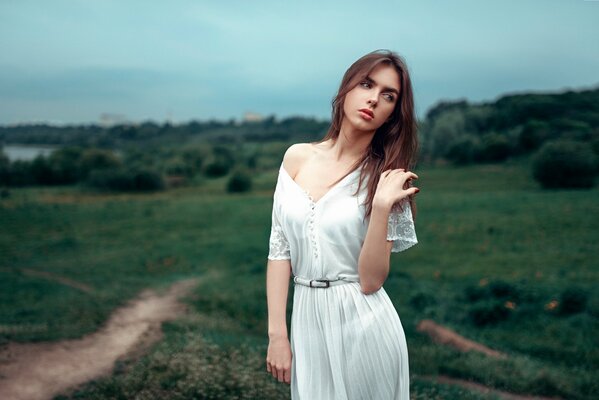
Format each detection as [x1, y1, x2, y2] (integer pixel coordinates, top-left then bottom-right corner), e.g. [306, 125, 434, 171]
[99, 113, 129, 127]
[243, 112, 264, 123]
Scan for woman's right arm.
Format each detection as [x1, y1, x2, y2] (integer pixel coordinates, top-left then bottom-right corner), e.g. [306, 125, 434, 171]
[266, 145, 302, 384]
[266, 259, 292, 384]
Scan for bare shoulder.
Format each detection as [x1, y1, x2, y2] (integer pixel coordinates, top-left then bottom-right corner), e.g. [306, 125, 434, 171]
[282, 143, 315, 177]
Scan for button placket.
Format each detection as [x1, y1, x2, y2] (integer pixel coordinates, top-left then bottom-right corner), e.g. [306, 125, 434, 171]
[306, 193, 319, 260]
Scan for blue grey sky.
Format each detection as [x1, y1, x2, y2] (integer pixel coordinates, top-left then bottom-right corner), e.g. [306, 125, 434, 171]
[0, 0, 597, 125]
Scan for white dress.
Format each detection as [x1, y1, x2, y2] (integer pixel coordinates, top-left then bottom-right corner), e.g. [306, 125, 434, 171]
[267, 160, 418, 400]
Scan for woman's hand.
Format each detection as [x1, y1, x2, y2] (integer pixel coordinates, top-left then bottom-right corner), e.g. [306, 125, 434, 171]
[266, 335, 292, 384]
[373, 168, 419, 210]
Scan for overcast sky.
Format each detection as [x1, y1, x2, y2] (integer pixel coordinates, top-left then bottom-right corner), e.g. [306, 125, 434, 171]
[0, 0, 597, 125]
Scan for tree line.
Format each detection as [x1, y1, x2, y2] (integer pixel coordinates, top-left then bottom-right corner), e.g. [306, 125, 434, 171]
[1, 85, 598, 191]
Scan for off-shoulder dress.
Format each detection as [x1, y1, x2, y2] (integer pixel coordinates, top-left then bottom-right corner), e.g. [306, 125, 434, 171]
[267, 160, 418, 400]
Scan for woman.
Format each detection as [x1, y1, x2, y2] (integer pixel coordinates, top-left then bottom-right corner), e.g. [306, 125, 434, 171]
[266, 49, 420, 399]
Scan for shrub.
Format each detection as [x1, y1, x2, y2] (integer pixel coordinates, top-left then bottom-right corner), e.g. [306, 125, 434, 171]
[86, 167, 165, 192]
[204, 159, 231, 178]
[29, 155, 53, 184]
[132, 168, 165, 191]
[532, 140, 597, 189]
[164, 157, 193, 177]
[518, 120, 551, 151]
[47, 146, 84, 184]
[557, 287, 588, 316]
[79, 148, 122, 179]
[468, 300, 511, 326]
[409, 292, 437, 311]
[477, 132, 512, 162]
[5, 160, 35, 186]
[444, 136, 479, 165]
[86, 168, 132, 191]
[226, 168, 252, 193]
[0, 151, 11, 185]
[463, 285, 487, 303]
[488, 280, 518, 300]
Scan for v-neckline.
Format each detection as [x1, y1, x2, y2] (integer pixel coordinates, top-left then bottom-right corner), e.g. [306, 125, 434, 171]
[280, 163, 362, 206]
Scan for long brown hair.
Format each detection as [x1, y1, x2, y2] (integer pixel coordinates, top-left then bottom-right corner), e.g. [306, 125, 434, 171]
[311, 49, 419, 221]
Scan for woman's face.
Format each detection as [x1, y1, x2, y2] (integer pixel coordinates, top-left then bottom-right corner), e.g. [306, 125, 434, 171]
[341, 63, 400, 132]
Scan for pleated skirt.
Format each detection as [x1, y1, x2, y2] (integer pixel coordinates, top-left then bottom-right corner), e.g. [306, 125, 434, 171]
[289, 282, 409, 400]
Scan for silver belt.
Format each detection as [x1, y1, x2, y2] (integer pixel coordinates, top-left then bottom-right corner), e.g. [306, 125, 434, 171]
[293, 275, 358, 288]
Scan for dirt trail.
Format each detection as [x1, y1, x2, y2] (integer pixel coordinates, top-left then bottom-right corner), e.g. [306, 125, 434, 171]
[19, 268, 96, 294]
[0, 277, 200, 400]
[418, 374, 563, 400]
[416, 319, 508, 359]
[416, 320, 564, 399]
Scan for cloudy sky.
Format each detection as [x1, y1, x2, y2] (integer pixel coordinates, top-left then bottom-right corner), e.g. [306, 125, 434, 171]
[0, 0, 597, 125]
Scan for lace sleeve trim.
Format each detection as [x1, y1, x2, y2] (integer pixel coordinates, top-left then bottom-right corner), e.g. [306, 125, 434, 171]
[268, 225, 291, 260]
[267, 183, 291, 260]
[387, 201, 418, 253]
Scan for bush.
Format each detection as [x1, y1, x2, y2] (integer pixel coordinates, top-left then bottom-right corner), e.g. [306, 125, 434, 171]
[0, 151, 10, 186]
[532, 140, 598, 189]
[468, 300, 511, 326]
[86, 168, 132, 191]
[47, 146, 84, 184]
[164, 157, 193, 177]
[518, 120, 551, 152]
[132, 169, 165, 191]
[204, 159, 231, 178]
[488, 280, 518, 300]
[477, 132, 512, 162]
[444, 136, 479, 165]
[409, 292, 437, 311]
[226, 168, 252, 193]
[463, 285, 487, 303]
[79, 148, 122, 179]
[5, 160, 35, 186]
[30, 155, 54, 184]
[86, 167, 165, 192]
[558, 287, 588, 316]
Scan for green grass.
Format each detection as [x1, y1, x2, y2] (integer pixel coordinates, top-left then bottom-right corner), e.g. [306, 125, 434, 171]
[1, 157, 598, 399]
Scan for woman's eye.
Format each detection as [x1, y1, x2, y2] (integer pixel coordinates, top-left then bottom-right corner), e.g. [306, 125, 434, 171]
[360, 81, 371, 88]
[383, 93, 395, 102]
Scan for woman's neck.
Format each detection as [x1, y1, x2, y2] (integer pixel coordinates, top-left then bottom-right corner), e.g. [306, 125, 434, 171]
[327, 122, 375, 163]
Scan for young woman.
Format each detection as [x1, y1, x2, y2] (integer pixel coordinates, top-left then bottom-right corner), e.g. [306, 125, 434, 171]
[265, 49, 420, 399]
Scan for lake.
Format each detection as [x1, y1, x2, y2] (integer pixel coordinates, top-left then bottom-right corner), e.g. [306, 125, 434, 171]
[1, 145, 59, 161]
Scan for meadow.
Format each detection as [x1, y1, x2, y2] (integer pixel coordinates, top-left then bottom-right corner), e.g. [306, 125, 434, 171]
[1, 156, 597, 399]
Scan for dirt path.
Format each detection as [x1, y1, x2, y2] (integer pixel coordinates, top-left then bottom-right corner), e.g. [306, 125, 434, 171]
[19, 268, 96, 294]
[0, 277, 200, 400]
[416, 320, 564, 400]
[417, 374, 563, 400]
[416, 319, 508, 359]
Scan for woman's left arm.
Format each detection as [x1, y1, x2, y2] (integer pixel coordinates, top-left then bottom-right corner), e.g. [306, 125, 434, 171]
[358, 201, 394, 294]
[358, 168, 419, 294]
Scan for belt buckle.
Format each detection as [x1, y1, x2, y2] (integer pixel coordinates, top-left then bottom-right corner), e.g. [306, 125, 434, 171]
[310, 279, 330, 288]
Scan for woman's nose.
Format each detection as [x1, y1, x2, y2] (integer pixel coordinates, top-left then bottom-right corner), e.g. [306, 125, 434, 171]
[367, 97, 377, 106]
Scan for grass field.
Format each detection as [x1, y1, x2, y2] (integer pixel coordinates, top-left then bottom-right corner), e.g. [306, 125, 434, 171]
[1, 156, 598, 399]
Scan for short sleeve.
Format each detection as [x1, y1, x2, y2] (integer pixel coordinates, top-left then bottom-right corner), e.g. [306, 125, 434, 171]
[267, 182, 291, 261]
[387, 200, 418, 253]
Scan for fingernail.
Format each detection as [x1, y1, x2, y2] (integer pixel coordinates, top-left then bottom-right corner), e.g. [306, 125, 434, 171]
[415, 188, 420, 193]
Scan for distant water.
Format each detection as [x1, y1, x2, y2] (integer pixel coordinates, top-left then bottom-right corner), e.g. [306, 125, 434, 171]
[2, 145, 59, 161]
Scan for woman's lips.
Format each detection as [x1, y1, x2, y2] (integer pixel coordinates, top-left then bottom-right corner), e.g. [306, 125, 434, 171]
[359, 109, 374, 120]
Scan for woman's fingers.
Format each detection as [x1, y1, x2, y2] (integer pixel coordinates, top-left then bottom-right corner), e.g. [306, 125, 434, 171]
[267, 361, 291, 384]
[408, 186, 420, 195]
[276, 366, 283, 381]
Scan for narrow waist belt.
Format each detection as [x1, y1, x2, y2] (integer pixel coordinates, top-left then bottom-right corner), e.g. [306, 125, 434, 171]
[293, 276, 358, 288]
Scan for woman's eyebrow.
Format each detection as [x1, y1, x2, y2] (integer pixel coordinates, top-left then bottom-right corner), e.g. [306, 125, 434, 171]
[364, 76, 400, 95]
